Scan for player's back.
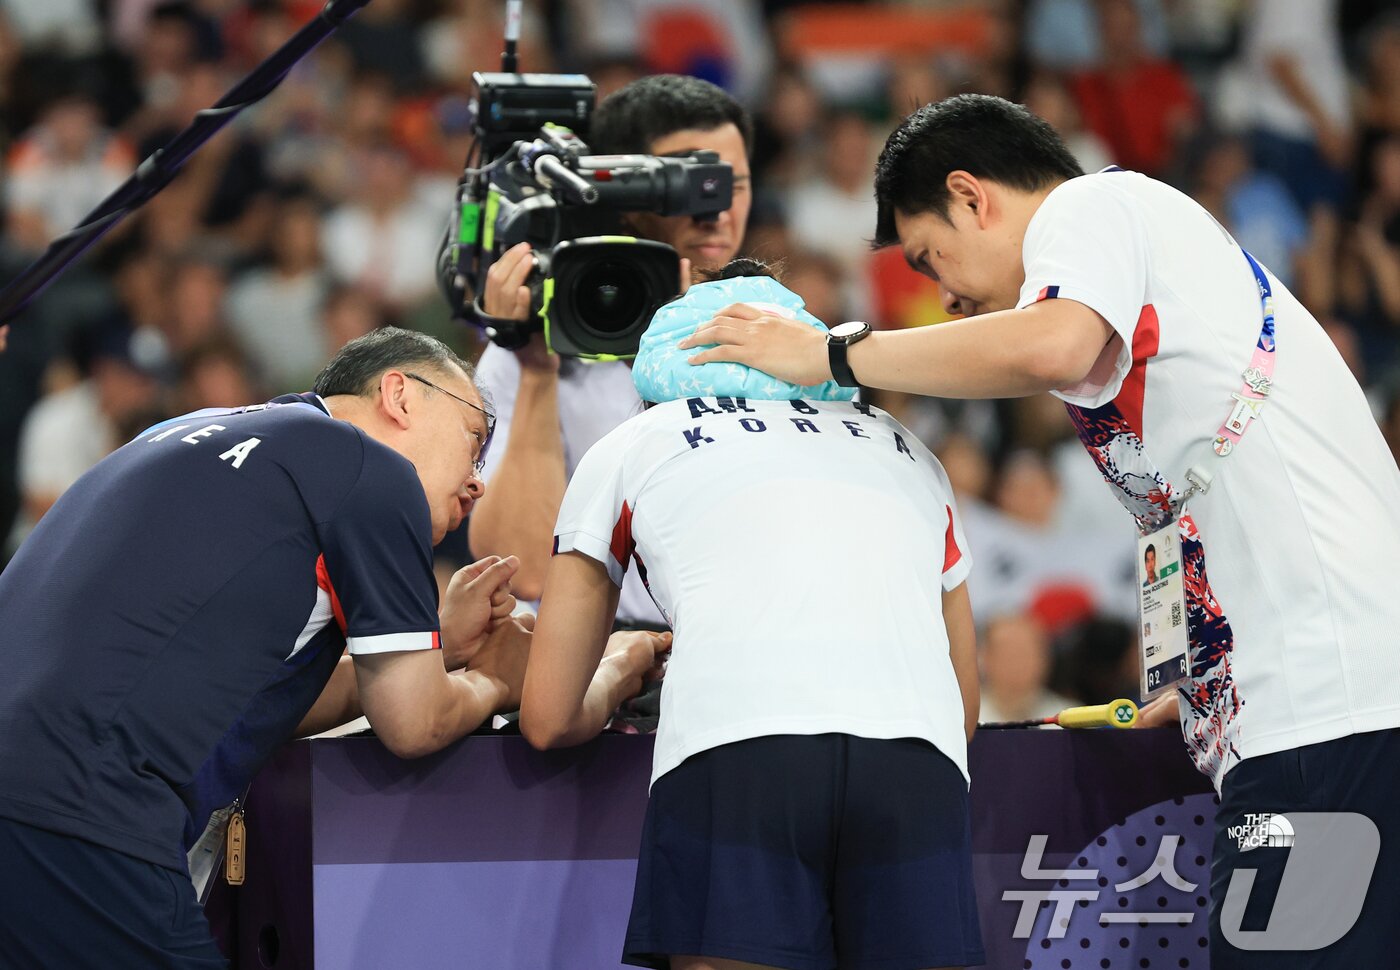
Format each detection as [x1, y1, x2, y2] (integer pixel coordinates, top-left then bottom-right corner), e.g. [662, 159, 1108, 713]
[557, 397, 973, 786]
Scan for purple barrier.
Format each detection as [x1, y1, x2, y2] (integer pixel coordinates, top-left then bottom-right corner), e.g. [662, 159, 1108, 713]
[215, 729, 1215, 970]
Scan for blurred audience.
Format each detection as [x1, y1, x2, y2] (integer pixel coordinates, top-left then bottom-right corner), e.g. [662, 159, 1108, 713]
[4, 93, 133, 253]
[1188, 132, 1309, 289]
[783, 108, 879, 318]
[2, 0, 1397, 695]
[1023, 71, 1112, 174]
[9, 326, 158, 549]
[321, 142, 442, 310]
[1024, 0, 1168, 72]
[1068, 0, 1197, 178]
[1227, 0, 1352, 217]
[225, 192, 330, 391]
[978, 612, 1078, 724]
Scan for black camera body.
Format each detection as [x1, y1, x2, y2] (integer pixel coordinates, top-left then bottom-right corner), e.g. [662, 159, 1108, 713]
[439, 72, 734, 359]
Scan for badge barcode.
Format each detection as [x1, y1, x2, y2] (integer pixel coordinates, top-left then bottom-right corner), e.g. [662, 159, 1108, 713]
[1170, 601, 1183, 628]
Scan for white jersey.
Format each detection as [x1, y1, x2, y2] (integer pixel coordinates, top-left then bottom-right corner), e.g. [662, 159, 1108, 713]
[553, 398, 973, 787]
[1019, 169, 1400, 788]
[475, 345, 662, 624]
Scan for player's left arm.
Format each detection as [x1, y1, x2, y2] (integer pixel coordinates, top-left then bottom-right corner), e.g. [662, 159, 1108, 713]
[943, 581, 979, 740]
[295, 656, 360, 737]
[520, 551, 670, 749]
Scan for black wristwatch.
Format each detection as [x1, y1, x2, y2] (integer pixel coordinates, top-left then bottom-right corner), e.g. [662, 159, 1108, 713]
[826, 321, 872, 387]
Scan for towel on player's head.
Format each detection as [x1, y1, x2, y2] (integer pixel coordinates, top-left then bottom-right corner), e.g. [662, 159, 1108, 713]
[632, 275, 857, 404]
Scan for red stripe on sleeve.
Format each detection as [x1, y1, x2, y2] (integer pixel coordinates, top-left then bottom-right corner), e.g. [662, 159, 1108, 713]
[610, 502, 635, 568]
[942, 505, 962, 573]
[315, 554, 348, 634]
[1116, 304, 1161, 440]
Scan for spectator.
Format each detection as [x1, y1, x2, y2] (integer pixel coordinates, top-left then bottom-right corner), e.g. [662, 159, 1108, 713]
[1055, 616, 1139, 707]
[120, 2, 205, 139]
[1355, 14, 1400, 142]
[321, 142, 443, 310]
[957, 449, 1117, 624]
[749, 65, 823, 191]
[135, 62, 271, 253]
[963, 0, 1028, 101]
[322, 285, 388, 358]
[3, 0, 99, 53]
[937, 432, 994, 501]
[176, 336, 261, 411]
[978, 613, 1077, 724]
[779, 248, 846, 328]
[584, 54, 646, 102]
[10, 325, 160, 546]
[1025, 0, 1169, 71]
[1339, 136, 1400, 373]
[885, 55, 949, 122]
[1227, 0, 1352, 217]
[226, 192, 332, 391]
[784, 108, 878, 317]
[1069, 0, 1198, 178]
[333, 0, 424, 91]
[1024, 71, 1113, 174]
[421, 0, 552, 90]
[162, 255, 231, 358]
[1356, 12, 1400, 188]
[252, 48, 350, 192]
[1189, 132, 1309, 289]
[4, 93, 134, 253]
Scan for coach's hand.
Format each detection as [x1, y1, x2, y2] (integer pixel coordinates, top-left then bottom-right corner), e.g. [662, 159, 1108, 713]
[1134, 692, 1180, 729]
[439, 555, 520, 670]
[602, 630, 671, 705]
[679, 302, 832, 386]
[463, 613, 534, 711]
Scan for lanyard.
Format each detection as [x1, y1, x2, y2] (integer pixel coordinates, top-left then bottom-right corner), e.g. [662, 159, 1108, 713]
[1173, 249, 1276, 512]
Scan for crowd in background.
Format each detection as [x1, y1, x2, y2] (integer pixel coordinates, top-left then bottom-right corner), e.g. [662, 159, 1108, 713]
[1, 0, 1397, 725]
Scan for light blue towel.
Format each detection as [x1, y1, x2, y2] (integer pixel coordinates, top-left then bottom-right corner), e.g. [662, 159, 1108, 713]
[632, 276, 857, 404]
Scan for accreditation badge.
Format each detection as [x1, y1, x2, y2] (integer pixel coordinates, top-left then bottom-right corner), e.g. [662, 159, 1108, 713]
[1138, 520, 1189, 700]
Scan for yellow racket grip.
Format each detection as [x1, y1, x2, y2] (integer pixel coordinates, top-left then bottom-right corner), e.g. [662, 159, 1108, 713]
[1056, 699, 1139, 729]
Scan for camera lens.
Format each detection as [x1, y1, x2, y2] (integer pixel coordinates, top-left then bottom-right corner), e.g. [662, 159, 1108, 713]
[572, 260, 647, 334]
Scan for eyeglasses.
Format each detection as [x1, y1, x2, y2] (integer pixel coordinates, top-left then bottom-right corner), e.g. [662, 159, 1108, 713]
[405, 372, 496, 476]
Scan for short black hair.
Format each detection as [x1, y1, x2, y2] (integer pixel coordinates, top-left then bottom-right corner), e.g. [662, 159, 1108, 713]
[698, 256, 777, 284]
[1145, 544, 1156, 558]
[873, 94, 1084, 248]
[313, 326, 476, 399]
[590, 75, 753, 157]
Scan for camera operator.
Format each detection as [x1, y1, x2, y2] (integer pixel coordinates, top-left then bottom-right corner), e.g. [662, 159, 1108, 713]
[467, 75, 753, 620]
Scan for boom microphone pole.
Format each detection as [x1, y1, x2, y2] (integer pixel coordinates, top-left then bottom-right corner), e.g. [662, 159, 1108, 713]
[0, 0, 374, 326]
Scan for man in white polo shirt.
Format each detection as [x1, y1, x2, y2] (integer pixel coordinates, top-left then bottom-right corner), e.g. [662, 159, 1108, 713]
[520, 265, 984, 970]
[679, 94, 1400, 969]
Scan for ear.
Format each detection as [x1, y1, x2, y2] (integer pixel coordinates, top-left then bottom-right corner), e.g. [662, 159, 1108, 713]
[377, 370, 414, 431]
[945, 171, 992, 230]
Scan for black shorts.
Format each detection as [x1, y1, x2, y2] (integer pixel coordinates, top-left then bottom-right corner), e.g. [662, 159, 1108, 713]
[1209, 727, 1400, 970]
[623, 733, 985, 970]
[0, 816, 226, 970]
